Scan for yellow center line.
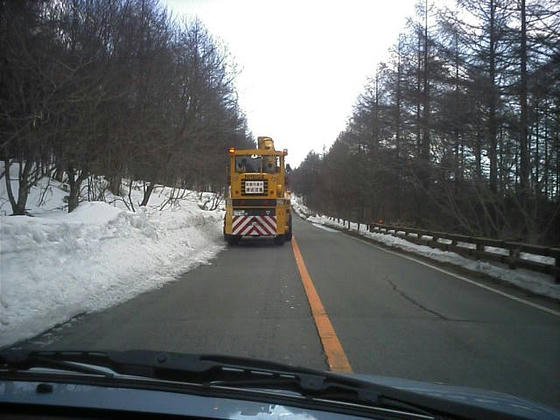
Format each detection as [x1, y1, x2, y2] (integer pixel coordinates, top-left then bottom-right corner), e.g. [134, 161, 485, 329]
[290, 236, 353, 373]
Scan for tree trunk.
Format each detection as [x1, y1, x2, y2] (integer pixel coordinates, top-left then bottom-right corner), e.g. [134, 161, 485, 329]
[4, 160, 19, 215]
[556, 131, 560, 201]
[543, 101, 549, 197]
[395, 37, 403, 219]
[519, 0, 529, 193]
[475, 130, 482, 180]
[534, 101, 539, 194]
[488, 0, 498, 193]
[16, 161, 31, 214]
[127, 178, 136, 212]
[416, 28, 422, 156]
[68, 180, 80, 213]
[396, 36, 402, 159]
[54, 164, 64, 182]
[140, 182, 155, 206]
[422, 0, 430, 161]
[109, 175, 122, 196]
[67, 166, 88, 213]
[4, 159, 31, 215]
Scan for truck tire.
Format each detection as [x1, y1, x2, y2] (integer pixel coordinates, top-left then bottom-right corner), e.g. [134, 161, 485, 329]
[225, 234, 239, 246]
[274, 236, 285, 246]
[284, 216, 292, 241]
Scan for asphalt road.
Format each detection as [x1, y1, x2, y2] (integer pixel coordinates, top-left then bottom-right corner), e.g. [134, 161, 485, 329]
[17, 214, 560, 408]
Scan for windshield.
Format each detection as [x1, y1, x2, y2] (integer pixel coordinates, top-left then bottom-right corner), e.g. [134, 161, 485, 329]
[235, 155, 261, 173]
[235, 155, 280, 173]
[1, 0, 559, 416]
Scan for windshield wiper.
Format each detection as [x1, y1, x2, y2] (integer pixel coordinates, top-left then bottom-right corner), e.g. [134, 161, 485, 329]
[1, 350, 439, 417]
[0, 350, 529, 420]
[0, 350, 115, 378]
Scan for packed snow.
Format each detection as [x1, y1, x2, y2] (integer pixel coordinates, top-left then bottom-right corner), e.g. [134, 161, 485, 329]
[292, 196, 560, 300]
[0, 165, 225, 347]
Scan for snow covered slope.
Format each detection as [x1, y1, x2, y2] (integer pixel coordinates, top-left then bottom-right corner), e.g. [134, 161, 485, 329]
[0, 170, 225, 347]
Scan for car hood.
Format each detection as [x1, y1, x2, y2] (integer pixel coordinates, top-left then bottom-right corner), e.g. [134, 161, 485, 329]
[346, 373, 560, 419]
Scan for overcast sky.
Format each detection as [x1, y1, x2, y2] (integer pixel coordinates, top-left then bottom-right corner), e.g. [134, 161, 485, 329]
[162, 0, 418, 166]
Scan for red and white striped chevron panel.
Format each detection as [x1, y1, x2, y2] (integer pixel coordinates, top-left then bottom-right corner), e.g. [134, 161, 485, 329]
[232, 215, 277, 236]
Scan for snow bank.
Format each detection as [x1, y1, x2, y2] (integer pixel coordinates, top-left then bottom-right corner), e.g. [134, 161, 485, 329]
[0, 170, 225, 347]
[292, 196, 560, 300]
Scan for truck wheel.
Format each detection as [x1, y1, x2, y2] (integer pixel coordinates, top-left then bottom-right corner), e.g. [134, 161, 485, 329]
[225, 235, 239, 246]
[274, 236, 285, 246]
[284, 216, 292, 241]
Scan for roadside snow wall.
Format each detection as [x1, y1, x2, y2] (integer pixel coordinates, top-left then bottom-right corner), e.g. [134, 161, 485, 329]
[0, 172, 224, 347]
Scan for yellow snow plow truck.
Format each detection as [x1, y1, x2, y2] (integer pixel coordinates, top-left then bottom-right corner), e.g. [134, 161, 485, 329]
[224, 136, 292, 245]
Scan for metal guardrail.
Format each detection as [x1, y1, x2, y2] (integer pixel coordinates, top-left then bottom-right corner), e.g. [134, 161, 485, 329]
[293, 203, 559, 283]
[366, 223, 560, 283]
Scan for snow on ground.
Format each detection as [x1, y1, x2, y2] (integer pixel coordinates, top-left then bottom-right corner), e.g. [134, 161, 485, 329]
[0, 165, 225, 347]
[292, 196, 560, 300]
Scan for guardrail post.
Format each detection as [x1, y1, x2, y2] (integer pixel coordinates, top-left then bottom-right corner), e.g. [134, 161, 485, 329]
[432, 234, 443, 250]
[473, 240, 484, 258]
[555, 256, 560, 283]
[508, 248, 520, 269]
